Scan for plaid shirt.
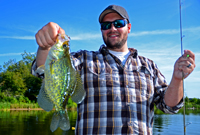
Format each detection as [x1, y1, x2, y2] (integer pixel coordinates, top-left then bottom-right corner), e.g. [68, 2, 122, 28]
[32, 45, 183, 135]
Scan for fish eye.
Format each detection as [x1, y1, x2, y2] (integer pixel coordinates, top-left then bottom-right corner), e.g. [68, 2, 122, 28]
[63, 44, 67, 48]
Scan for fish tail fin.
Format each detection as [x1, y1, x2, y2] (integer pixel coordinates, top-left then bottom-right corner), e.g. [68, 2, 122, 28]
[71, 71, 86, 104]
[37, 80, 54, 111]
[50, 112, 60, 132]
[59, 109, 70, 131]
[50, 109, 70, 132]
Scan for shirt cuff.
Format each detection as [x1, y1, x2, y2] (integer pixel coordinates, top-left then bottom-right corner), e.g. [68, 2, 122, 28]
[162, 98, 184, 114]
[154, 86, 184, 114]
[31, 59, 45, 79]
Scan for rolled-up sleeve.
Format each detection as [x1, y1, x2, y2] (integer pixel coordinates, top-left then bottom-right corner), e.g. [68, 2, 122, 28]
[153, 64, 183, 114]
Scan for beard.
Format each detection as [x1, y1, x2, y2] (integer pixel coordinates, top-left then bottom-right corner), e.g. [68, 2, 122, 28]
[103, 31, 128, 50]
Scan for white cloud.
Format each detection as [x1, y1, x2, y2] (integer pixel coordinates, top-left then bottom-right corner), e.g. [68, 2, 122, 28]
[130, 29, 179, 37]
[0, 36, 35, 40]
[0, 52, 35, 57]
[70, 33, 101, 40]
[130, 26, 200, 37]
[0, 26, 199, 41]
[0, 53, 22, 56]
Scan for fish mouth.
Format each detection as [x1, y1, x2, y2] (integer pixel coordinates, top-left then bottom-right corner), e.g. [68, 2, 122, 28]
[58, 34, 70, 43]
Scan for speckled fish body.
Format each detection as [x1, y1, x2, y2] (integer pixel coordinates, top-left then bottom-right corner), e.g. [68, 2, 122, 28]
[37, 34, 86, 132]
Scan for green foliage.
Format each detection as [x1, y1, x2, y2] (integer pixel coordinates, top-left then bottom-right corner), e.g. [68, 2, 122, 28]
[0, 51, 41, 103]
[67, 97, 77, 109]
[197, 99, 200, 104]
[0, 102, 11, 109]
[185, 96, 189, 103]
[154, 105, 165, 115]
[1, 71, 26, 95]
[0, 51, 77, 109]
[184, 96, 200, 110]
[190, 98, 198, 104]
[24, 74, 42, 102]
[0, 102, 40, 110]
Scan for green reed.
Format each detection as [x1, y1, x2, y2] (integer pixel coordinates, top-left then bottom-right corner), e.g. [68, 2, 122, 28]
[0, 102, 40, 110]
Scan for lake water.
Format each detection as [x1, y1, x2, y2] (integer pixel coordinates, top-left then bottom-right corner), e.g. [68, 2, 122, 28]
[0, 109, 200, 135]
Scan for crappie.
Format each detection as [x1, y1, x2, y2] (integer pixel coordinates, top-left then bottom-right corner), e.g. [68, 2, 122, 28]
[37, 34, 86, 132]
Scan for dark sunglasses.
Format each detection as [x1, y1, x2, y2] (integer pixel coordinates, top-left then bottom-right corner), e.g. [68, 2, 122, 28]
[101, 19, 128, 30]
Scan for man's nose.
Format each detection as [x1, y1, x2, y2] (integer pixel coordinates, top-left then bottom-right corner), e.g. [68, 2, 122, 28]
[110, 23, 117, 31]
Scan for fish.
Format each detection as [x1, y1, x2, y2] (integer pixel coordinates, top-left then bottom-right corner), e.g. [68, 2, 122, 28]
[37, 34, 86, 132]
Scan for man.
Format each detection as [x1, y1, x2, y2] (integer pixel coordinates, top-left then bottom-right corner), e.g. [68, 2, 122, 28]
[32, 5, 195, 135]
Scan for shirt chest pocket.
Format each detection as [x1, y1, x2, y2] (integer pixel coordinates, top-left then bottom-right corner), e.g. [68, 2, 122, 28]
[127, 66, 154, 98]
[87, 61, 121, 95]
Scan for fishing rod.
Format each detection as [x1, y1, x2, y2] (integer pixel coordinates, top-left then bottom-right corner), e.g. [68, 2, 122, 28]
[178, 0, 186, 134]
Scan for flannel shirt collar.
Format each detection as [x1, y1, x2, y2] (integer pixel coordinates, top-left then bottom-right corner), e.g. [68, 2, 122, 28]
[99, 44, 138, 58]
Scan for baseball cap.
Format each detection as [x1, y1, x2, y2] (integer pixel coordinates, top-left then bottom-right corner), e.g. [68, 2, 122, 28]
[99, 5, 130, 23]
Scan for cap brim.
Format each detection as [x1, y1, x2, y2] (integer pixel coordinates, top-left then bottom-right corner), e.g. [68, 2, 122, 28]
[99, 9, 119, 23]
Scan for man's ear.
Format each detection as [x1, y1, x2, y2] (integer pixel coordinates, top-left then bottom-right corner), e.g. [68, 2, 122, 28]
[128, 23, 131, 33]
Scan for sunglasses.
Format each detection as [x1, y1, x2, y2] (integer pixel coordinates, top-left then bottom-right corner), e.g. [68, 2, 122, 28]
[101, 19, 128, 30]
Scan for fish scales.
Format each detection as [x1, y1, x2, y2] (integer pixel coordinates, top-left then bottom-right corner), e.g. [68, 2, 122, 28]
[37, 34, 86, 132]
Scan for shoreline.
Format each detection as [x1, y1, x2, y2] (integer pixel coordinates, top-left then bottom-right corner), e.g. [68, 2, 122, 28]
[0, 107, 77, 111]
[1, 107, 198, 111]
[10, 108, 44, 110]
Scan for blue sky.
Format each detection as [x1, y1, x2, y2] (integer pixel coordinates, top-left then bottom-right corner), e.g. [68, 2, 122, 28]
[0, 0, 199, 98]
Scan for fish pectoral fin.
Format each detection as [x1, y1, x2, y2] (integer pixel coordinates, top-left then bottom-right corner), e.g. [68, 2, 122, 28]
[37, 81, 54, 111]
[50, 112, 61, 132]
[71, 72, 86, 104]
[59, 109, 70, 131]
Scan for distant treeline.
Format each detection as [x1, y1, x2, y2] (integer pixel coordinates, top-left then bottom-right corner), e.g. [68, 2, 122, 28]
[0, 52, 199, 110]
[185, 97, 200, 109]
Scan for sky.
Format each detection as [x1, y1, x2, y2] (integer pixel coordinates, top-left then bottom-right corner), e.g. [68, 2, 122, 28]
[0, 0, 199, 98]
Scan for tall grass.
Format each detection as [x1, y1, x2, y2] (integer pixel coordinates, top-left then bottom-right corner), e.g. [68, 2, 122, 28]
[0, 102, 11, 110]
[0, 101, 77, 111]
[0, 102, 40, 110]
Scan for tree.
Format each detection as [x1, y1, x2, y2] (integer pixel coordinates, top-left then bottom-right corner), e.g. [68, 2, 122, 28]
[0, 51, 42, 103]
[24, 74, 42, 102]
[185, 96, 189, 103]
[1, 71, 26, 95]
[190, 98, 198, 104]
[197, 98, 200, 105]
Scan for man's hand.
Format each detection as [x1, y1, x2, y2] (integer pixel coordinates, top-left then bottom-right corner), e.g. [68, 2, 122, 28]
[173, 50, 195, 80]
[35, 22, 65, 50]
[164, 50, 195, 107]
[35, 22, 65, 67]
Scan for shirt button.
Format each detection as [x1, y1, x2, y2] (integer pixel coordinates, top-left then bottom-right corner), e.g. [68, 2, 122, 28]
[128, 121, 134, 126]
